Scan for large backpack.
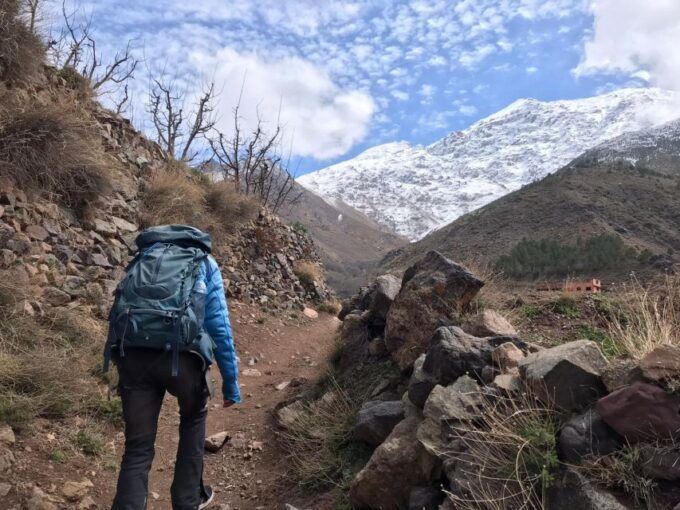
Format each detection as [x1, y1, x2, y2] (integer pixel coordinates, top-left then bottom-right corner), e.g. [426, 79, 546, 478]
[103, 225, 212, 376]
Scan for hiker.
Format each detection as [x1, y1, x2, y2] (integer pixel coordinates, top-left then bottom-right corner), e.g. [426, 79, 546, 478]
[104, 225, 241, 510]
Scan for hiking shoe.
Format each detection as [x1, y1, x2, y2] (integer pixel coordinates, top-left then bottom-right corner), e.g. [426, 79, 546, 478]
[198, 485, 214, 509]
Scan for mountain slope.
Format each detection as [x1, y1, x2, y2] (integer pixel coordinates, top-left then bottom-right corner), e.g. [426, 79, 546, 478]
[379, 118, 680, 276]
[299, 88, 680, 240]
[279, 184, 406, 297]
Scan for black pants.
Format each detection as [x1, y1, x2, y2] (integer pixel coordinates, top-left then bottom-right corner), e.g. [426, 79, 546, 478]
[111, 349, 209, 510]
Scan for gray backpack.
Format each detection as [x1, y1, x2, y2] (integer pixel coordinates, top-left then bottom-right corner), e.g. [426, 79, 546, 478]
[103, 225, 212, 376]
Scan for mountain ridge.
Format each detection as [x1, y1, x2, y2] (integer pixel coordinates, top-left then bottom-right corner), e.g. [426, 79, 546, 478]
[299, 87, 680, 241]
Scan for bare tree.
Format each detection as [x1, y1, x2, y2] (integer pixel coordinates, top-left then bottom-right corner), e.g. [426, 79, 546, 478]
[208, 104, 302, 213]
[20, 0, 43, 34]
[48, 1, 138, 92]
[148, 77, 217, 162]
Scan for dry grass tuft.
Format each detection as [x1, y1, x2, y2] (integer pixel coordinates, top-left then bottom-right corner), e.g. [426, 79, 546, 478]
[205, 180, 260, 231]
[0, 0, 45, 85]
[294, 260, 324, 288]
[446, 390, 560, 510]
[608, 275, 680, 360]
[0, 99, 111, 214]
[317, 299, 342, 316]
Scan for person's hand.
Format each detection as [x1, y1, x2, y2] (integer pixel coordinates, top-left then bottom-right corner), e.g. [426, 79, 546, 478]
[223, 399, 236, 408]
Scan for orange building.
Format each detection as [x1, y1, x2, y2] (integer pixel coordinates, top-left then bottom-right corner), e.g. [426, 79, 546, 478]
[537, 278, 602, 293]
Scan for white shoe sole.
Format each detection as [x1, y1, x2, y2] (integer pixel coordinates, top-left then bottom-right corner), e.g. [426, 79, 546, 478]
[198, 490, 214, 510]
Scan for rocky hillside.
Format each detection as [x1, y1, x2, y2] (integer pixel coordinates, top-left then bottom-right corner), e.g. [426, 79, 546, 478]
[299, 88, 680, 240]
[379, 118, 680, 278]
[276, 251, 680, 509]
[279, 184, 405, 297]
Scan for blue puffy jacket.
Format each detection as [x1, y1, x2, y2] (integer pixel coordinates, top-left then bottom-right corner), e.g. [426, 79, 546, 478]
[194, 255, 241, 403]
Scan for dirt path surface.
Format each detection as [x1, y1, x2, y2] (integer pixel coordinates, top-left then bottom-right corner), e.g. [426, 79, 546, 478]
[97, 301, 339, 510]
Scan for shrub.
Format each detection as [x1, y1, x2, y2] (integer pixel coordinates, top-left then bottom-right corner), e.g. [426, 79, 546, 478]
[294, 260, 323, 288]
[447, 391, 560, 510]
[0, 99, 111, 215]
[608, 275, 680, 359]
[139, 163, 209, 229]
[205, 180, 259, 231]
[75, 428, 105, 457]
[551, 295, 581, 318]
[0, 0, 45, 85]
[522, 304, 542, 319]
[578, 325, 621, 359]
[317, 299, 342, 315]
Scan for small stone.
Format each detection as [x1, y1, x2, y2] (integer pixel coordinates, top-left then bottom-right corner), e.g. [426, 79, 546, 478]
[0, 424, 15, 445]
[205, 432, 230, 453]
[78, 496, 98, 509]
[0, 447, 15, 472]
[151, 492, 160, 500]
[42, 287, 71, 306]
[275, 381, 290, 391]
[26, 485, 58, 510]
[492, 342, 525, 373]
[466, 309, 517, 337]
[62, 479, 94, 501]
[303, 307, 318, 319]
[89, 253, 112, 268]
[25, 225, 49, 241]
[242, 368, 262, 377]
[640, 345, 680, 382]
[111, 216, 138, 232]
[0, 482, 10, 497]
[93, 219, 117, 235]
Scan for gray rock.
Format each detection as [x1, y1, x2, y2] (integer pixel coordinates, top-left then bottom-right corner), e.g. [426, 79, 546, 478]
[409, 354, 436, 408]
[62, 276, 86, 297]
[337, 313, 370, 371]
[422, 327, 494, 386]
[42, 287, 71, 307]
[354, 400, 405, 446]
[409, 486, 444, 510]
[205, 432, 230, 453]
[0, 447, 15, 472]
[546, 467, 632, 510]
[0, 482, 10, 497]
[385, 251, 484, 369]
[518, 340, 607, 411]
[367, 274, 401, 322]
[350, 417, 439, 510]
[640, 445, 680, 481]
[557, 409, 622, 462]
[491, 373, 521, 393]
[465, 309, 517, 338]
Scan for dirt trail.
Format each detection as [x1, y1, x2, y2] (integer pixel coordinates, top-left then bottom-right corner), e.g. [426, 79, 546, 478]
[95, 301, 340, 510]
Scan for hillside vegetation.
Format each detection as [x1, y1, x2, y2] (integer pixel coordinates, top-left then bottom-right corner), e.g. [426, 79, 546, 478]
[381, 156, 680, 280]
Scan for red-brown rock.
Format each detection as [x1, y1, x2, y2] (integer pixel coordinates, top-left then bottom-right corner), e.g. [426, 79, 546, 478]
[596, 382, 680, 442]
[640, 345, 680, 382]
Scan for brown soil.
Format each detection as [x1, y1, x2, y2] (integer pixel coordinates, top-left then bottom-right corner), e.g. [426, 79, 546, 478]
[1, 302, 341, 510]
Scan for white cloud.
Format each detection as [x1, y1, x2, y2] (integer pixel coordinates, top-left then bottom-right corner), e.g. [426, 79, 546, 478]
[194, 48, 375, 160]
[575, 0, 680, 91]
[419, 84, 436, 97]
[526, 66, 538, 74]
[459, 104, 478, 116]
[459, 44, 496, 68]
[427, 55, 447, 67]
[391, 90, 410, 101]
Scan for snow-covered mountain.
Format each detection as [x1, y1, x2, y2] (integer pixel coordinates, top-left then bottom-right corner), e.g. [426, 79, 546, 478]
[298, 88, 680, 241]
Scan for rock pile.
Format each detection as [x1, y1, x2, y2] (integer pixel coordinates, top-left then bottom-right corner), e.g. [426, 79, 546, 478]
[331, 251, 680, 510]
[0, 107, 333, 317]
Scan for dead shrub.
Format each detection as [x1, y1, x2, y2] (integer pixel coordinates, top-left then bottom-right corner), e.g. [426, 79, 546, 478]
[140, 163, 210, 229]
[294, 260, 323, 288]
[0, 0, 44, 85]
[608, 275, 680, 360]
[0, 99, 111, 214]
[446, 390, 560, 510]
[205, 180, 259, 231]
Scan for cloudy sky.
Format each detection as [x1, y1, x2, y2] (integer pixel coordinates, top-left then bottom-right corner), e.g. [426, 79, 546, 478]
[50, 0, 680, 174]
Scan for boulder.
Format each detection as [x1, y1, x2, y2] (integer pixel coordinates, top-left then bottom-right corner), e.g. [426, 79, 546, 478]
[546, 467, 632, 510]
[367, 274, 401, 323]
[350, 417, 439, 510]
[465, 309, 517, 338]
[409, 486, 445, 510]
[518, 340, 607, 411]
[492, 342, 525, 373]
[422, 327, 495, 386]
[640, 445, 680, 481]
[0, 424, 15, 445]
[25, 225, 49, 241]
[417, 376, 484, 457]
[596, 383, 680, 441]
[408, 354, 436, 408]
[640, 345, 680, 382]
[491, 373, 521, 393]
[337, 313, 370, 371]
[354, 400, 405, 446]
[62, 479, 94, 501]
[557, 409, 622, 462]
[385, 251, 484, 369]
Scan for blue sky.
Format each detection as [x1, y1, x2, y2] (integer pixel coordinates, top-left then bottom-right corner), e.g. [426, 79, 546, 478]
[49, 1, 680, 175]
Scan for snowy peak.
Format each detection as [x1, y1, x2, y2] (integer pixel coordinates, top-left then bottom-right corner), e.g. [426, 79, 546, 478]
[298, 88, 680, 241]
